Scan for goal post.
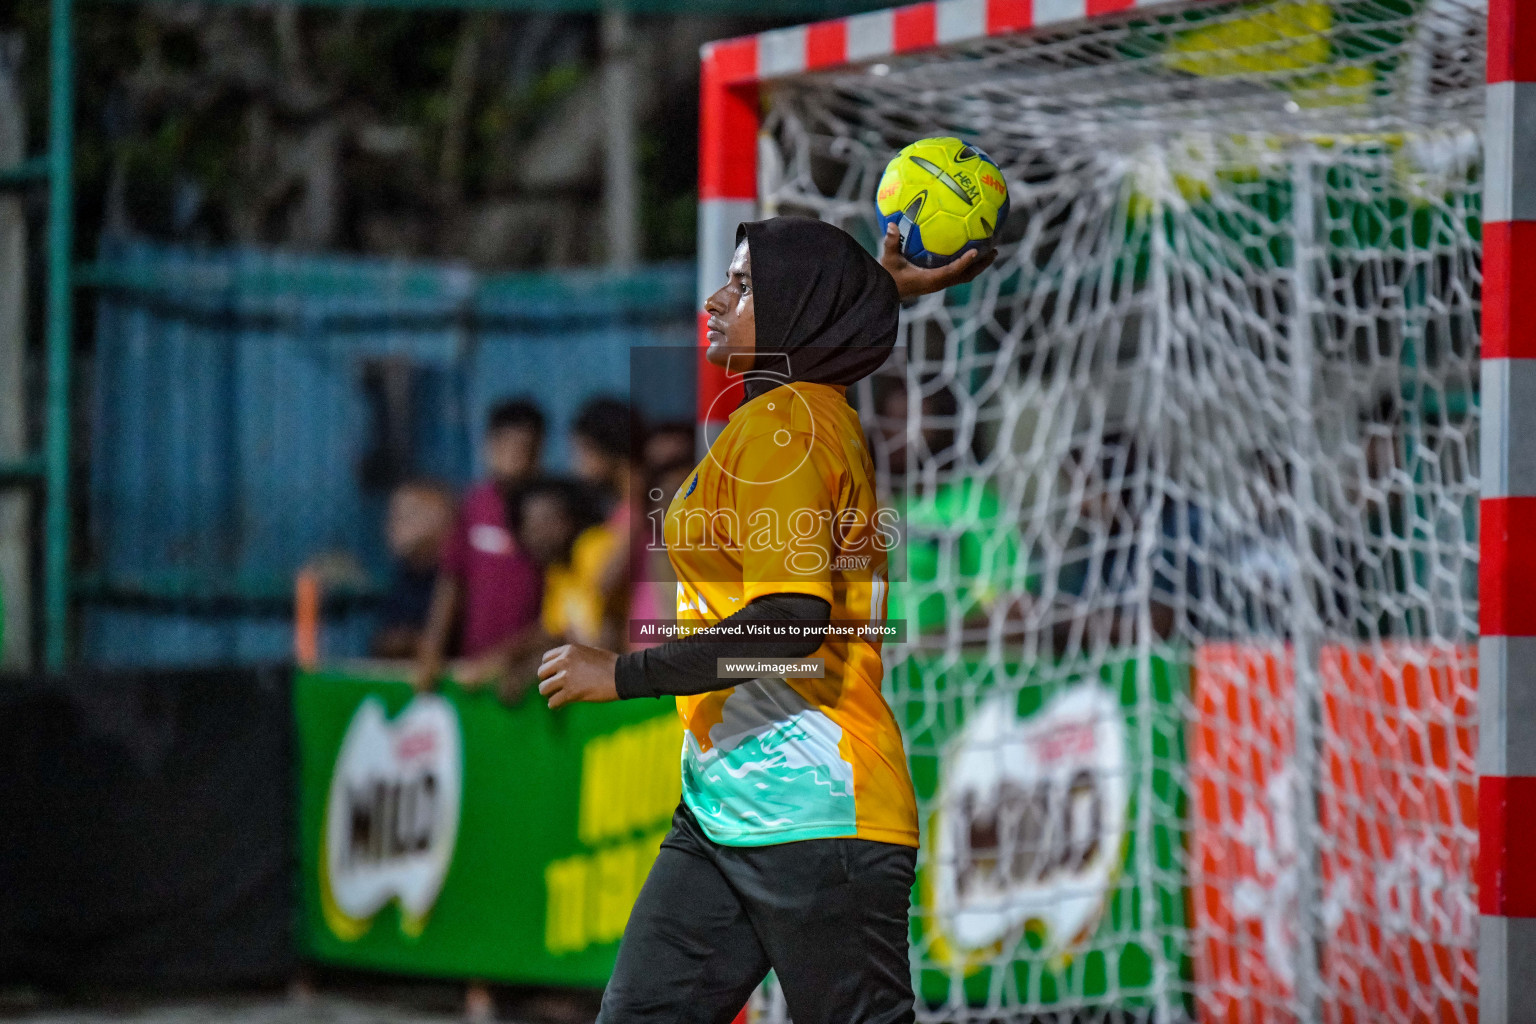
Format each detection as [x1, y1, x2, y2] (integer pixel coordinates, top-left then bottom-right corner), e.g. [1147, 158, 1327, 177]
[1479, 1, 1536, 1020]
[696, 0, 1528, 1019]
[697, 0, 1133, 445]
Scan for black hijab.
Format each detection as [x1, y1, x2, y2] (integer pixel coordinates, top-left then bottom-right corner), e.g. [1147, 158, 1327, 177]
[735, 218, 898, 404]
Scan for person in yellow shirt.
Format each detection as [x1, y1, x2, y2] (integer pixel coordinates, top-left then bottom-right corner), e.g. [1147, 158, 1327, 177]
[536, 217, 993, 1024]
[540, 509, 622, 648]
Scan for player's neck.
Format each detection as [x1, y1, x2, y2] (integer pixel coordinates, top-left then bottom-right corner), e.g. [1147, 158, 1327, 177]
[730, 380, 848, 420]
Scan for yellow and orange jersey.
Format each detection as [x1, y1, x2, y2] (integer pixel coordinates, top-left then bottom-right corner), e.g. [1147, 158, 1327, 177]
[662, 380, 917, 848]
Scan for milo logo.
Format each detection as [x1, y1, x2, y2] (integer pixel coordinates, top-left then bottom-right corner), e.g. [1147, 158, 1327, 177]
[321, 694, 463, 940]
[928, 685, 1128, 959]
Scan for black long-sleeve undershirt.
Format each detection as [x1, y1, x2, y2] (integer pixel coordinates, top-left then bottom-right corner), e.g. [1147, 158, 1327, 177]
[614, 593, 832, 699]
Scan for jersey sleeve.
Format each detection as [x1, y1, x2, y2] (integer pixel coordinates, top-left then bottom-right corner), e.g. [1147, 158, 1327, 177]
[728, 428, 841, 606]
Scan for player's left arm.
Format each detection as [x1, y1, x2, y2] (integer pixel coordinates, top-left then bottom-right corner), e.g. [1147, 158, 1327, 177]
[535, 593, 832, 708]
[880, 222, 997, 300]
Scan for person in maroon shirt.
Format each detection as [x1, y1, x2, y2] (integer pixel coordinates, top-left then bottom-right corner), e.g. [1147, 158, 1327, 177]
[413, 398, 547, 691]
[443, 399, 639, 695]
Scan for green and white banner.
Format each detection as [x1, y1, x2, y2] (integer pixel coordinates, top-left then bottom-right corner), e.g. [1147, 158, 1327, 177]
[296, 667, 679, 986]
[895, 652, 1189, 1013]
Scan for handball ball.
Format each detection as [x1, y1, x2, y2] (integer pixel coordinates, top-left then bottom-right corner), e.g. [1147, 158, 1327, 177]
[875, 137, 1010, 269]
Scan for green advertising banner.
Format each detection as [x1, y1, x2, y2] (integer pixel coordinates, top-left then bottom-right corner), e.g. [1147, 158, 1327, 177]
[296, 666, 680, 986]
[297, 654, 1190, 1007]
[894, 650, 1190, 1015]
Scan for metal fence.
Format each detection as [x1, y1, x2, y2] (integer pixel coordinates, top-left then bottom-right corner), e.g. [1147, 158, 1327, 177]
[83, 237, 696, 666]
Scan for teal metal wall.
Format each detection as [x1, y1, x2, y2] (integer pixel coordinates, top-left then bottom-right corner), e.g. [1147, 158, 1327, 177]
[83, 237, 696, 666]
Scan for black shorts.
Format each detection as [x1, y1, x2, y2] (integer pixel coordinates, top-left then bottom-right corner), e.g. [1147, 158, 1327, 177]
[596, 802, 918, 1024]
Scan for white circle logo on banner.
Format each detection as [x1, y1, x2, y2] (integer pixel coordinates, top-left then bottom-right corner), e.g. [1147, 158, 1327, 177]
[321, 694, 463, 940]
[931, 684, 1128, 959]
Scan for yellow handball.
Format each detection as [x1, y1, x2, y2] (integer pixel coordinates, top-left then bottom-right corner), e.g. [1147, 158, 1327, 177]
[875, 137, 1010, 269]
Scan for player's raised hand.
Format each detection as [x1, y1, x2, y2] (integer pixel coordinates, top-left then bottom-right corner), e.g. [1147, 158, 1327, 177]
[881, 223, 998, 300]
[537, 643, 620, 709]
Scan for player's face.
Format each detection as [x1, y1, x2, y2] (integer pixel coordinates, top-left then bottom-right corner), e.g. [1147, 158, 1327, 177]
[704, 240, 756, 370]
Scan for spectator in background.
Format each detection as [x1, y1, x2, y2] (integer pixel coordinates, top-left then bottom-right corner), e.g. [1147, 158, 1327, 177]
[372, 479, 456, 660]
[570, 396, 635, 514]
[630, 458, 695, 649]
[414, 398, 546, 691]
[1054, 433, 1203, 650]
[1217, 449, 1301, 638]
[435, 400, 639, 698]
[412, 401, 544, 1024]
[517, 476, 615, 647]
[642, 418, 695, 473]
[873, 377, 967, 481]
[473, 475, 610, 699]
[570, 396, 640, 641]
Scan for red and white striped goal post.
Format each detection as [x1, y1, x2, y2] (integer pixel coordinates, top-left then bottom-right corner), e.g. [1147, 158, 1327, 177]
[1479, 1, 1536, 1020]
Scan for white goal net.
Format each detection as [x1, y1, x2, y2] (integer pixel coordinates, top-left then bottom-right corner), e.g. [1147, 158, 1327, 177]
[758, 0, 1484, 1019]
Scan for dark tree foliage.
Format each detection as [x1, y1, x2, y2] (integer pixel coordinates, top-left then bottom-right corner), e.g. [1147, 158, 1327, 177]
[2, 2, 788, 267]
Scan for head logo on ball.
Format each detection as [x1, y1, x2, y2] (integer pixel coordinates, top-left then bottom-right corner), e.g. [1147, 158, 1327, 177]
[876, 137, 1010, 269]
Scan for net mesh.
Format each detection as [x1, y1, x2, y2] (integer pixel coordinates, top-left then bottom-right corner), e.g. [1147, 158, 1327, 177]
[757, 0, 1483, 1019]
